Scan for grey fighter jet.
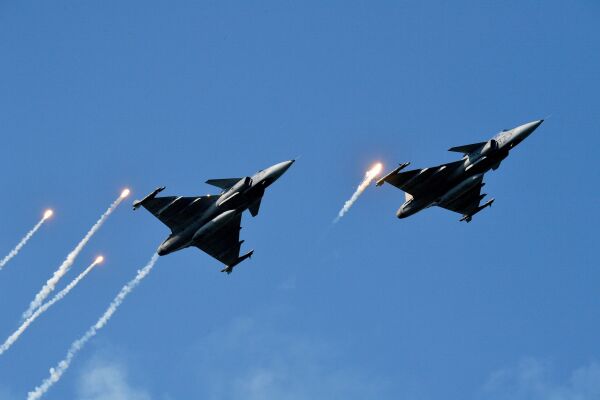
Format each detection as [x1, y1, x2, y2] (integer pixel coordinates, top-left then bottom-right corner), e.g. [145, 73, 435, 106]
[133, 160, 294, 273]
[376, 120, 544, 222]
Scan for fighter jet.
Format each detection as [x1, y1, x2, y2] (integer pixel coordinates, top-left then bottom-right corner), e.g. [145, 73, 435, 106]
[133, 160, 294, 273]
[376, 120, 544, 222]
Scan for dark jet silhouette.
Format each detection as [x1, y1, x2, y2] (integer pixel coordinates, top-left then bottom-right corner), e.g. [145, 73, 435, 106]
[377, 120, 543, 222]
[134, 160, 294, 273]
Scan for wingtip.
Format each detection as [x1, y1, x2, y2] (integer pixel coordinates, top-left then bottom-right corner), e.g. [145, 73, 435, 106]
[376, 162, 410, 187]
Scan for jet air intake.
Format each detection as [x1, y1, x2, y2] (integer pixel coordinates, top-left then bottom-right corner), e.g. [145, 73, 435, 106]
[217, 177, 252, 207]
[480, 139, 499, 155]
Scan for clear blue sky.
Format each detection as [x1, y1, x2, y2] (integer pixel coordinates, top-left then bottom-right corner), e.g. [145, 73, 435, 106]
[0, 1, 599, 399]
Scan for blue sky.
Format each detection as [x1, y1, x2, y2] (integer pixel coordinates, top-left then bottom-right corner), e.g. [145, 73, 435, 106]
[0, 1, 599, 399]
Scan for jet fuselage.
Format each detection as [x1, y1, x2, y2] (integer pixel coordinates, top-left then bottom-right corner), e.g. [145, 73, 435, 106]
[396, 120, 543, 218]
[157, 160, 294, 255]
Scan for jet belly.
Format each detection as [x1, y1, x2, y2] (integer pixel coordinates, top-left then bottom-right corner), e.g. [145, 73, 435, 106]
[396, 165, 467, 219]
[157, 206, 221, 256]
[157, 233, 190, 256]
[437, 174, 483, 205]
[192, 209, 238, 242]
[396, 198, 431, 218]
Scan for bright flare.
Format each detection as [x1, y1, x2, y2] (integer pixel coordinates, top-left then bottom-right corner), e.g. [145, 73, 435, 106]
[120, 188, 131, 198]
[22, 190, 127, 320]
[94, 256, 104, 265]
[43, 210, 54, 220]
[370, 162, 383, 177]
[334, 162, 384, 223]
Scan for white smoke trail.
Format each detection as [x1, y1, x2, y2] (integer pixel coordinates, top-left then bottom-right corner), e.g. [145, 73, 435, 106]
[0, 257, 103, 356]
[334, 162, 383, 223]
[0, 210, 53, 270]
[22, 190, 129, 320]
[27, 253, 159, 400]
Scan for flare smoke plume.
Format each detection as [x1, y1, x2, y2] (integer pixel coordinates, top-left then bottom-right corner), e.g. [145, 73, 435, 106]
[22, 190, 129, 320]
[0, 210, 53, 270]
[0, 256, 103, 356]
[334, 163, 383, 223]
[27, 253, 159, 400]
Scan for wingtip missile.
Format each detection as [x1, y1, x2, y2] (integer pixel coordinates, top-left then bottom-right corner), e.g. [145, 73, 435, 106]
[376, 162, 410, 186]
[133, 187, 165, 210]
[459, 198, 495, 222]
[459, 215, 471, 222]
[220, 250, 254, 274]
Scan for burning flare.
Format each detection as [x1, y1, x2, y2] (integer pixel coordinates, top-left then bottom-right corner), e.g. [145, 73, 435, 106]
[369, 163, 383, 178]
[0, 210, 53, 270]
[0, 256, 103, 356]
[334, 162, 383, 223]
[120, 188, 131, 199]
[22, 190, 127, 320]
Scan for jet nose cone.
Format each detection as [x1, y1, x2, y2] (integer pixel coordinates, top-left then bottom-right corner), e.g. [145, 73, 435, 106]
[529, 119, 544, 131]
[517, 119, 544, 136]
[282, 159, 295, 169]
[271, 160, 295, 179]
[510, 119, 544, 145]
